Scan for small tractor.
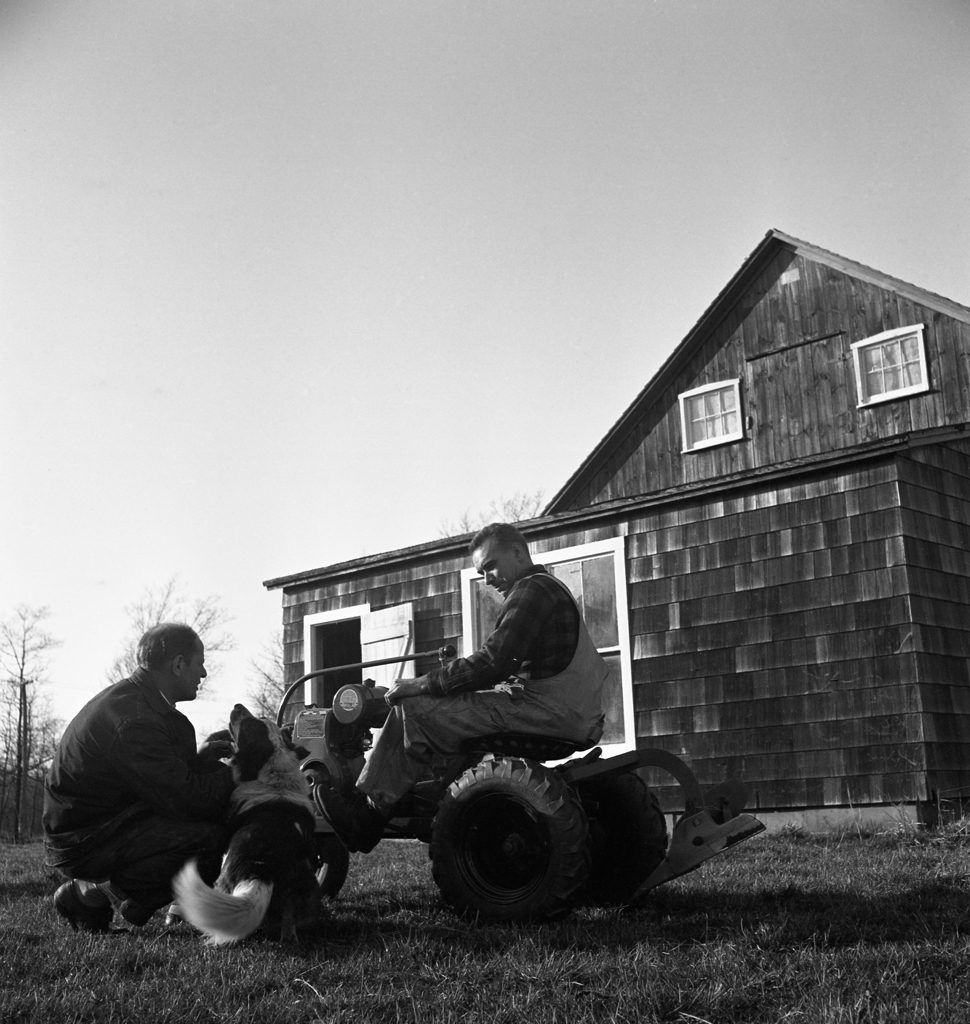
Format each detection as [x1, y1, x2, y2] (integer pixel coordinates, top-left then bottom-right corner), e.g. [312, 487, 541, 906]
[277, 645, 765, 922]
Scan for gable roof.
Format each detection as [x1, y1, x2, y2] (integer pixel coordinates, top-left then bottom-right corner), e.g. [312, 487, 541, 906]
[544, 229, 970, 514]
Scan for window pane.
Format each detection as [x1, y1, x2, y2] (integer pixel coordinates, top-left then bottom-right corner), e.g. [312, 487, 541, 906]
[900, 336, 923, 386]
[883, 342, 902, 390]
[549, 559, 584, 607]
[472, 579, 503, 647]
[683, 397, 698, 445]
[600, 652, 625, 745]
[684, 384, 740, 448]
[580, 555, 618, 647]
[863, 368, 880, 399]
[860, 335, 925, 399]
[900, 335, 919, 362]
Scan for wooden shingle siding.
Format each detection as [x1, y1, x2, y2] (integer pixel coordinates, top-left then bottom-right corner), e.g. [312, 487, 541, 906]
[276, 528, 604, 687]
[897, 440, 970, 802]
[278, 555, 468, 686]
[625, 452, 935, 811]
[270, 439, 970, 815]
[557, 246, 970, 512]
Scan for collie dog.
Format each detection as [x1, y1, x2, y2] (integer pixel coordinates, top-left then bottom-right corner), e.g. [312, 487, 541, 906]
[173, 704, 320, 944]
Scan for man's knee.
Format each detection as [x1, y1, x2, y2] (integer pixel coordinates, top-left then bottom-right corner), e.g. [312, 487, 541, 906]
[113, 816, 227, 875]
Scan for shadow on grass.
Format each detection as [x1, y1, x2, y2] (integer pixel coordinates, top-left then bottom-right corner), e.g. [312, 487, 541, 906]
[11, 837, 970, 961]
[252, 872, 970, 960]
[611, 877, 970, 947]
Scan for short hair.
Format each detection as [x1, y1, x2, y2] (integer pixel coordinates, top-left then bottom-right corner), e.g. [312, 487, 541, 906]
[137, 623, 202, 670]
[468, 522, 529, 556]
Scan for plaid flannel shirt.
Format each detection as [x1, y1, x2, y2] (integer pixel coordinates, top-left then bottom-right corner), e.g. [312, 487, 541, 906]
[426, 566, 580, 696]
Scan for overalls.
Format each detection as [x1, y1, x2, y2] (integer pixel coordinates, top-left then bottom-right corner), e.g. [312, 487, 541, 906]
[358, 577, 608, 815]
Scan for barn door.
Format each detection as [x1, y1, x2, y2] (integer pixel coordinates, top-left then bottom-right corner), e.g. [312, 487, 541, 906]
[360, 603, 414, 687]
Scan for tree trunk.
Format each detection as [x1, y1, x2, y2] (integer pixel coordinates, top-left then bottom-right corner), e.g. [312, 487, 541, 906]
[13, 679, 27, 843]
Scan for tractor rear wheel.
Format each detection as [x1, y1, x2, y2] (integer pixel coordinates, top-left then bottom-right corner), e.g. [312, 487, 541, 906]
[579, 771, 668, 905]
[313, 834, 350, 900]
[430, 757, 590, 921]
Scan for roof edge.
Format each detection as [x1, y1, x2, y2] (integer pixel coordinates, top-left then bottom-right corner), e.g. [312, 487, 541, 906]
[264, 426, 966, 592]
[543, 228, 970, 514]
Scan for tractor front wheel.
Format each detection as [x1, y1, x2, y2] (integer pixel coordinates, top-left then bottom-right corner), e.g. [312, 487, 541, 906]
[313, 834, 350, 900]
[429, 757, 590, 921]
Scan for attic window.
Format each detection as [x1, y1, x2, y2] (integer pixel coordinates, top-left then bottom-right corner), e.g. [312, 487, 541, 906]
[851, 324, 927, 407]
[678, 379, 744, 453]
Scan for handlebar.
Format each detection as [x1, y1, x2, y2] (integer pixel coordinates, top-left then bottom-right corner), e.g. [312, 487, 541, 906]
[275, 644, 456, 726]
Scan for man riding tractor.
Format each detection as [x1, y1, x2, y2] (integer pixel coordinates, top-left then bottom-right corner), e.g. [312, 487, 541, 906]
[299, 523, 765, 921]
[315, 522, 607, 854]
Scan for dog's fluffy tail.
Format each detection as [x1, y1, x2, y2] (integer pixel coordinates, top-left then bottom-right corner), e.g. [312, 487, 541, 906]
[172, 860, 273, 946]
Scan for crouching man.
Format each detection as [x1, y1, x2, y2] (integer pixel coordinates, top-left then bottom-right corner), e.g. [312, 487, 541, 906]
[44, 623, 234, 932]
[316, 522, 608, 852]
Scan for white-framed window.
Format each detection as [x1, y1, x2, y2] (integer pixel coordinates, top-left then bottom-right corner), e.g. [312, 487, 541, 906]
[460, 535, 635, 755]
[851, 323, 928, 407]
[678, 379, 744, 453]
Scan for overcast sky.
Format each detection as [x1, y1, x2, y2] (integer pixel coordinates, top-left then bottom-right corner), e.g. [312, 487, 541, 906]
[3, 0, 969, 738]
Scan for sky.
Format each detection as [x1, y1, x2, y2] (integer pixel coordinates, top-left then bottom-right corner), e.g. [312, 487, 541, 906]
[2, 0, 969, 739]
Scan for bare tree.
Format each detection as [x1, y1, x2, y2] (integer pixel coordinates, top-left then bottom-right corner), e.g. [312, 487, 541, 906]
[437, 490, 546, 539]
[0, 683, 61, 839]
[246, 632, 288, 721]
[0, 605, 61, 841]
[106, 576, 235, 684]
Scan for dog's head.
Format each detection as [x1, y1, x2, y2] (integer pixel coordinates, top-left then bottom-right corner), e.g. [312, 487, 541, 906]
[229, 703, 284, 782]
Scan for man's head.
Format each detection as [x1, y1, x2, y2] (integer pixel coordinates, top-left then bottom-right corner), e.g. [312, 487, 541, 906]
[137, 622, 206, 703]
[469, 523, 534, 598]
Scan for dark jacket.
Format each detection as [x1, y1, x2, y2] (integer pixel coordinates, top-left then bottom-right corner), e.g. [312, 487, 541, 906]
[426, 566, 580, 696]
[43, 668, 233, 862]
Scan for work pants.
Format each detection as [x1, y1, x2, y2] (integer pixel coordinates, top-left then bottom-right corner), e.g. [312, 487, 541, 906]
[49, 809, 227, 915]
[357, 688, 589, 815]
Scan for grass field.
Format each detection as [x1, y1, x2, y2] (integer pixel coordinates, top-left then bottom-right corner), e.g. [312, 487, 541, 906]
[2, 824, 970, 1024]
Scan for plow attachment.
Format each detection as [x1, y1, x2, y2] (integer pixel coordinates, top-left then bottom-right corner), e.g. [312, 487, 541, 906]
[564, 747, 766, 900]
[633, 806, 766, 899]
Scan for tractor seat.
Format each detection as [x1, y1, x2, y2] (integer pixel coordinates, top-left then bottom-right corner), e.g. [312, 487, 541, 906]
[459, 733, 583, 762]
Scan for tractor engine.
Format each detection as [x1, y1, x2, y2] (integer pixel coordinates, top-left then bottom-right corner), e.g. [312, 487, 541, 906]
[291, 679, 391, 793]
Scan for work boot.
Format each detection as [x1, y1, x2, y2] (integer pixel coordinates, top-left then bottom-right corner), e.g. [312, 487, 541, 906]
[95, 881, 154, 927]
[314, 784, 385, 853]
[53, 881, 114, 933]
[117, 897, 154, 927]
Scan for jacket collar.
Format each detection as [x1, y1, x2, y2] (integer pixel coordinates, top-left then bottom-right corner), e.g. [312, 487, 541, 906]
[129, 666, 181, 715]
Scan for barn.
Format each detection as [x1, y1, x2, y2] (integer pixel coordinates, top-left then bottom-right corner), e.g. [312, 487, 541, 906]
[264, 229, 970, 828]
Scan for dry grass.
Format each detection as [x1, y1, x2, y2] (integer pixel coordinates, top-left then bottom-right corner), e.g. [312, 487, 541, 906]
[2, 825, 970, 1023]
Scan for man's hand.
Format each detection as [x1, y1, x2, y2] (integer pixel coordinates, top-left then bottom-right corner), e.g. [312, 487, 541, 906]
[198, 731, 234, 762]
[384, 677, 429, 706]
